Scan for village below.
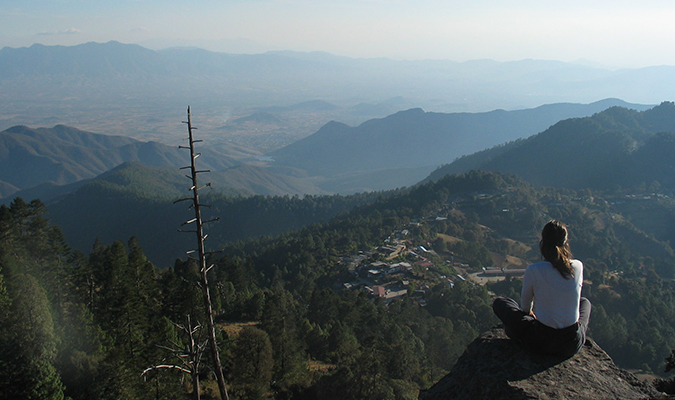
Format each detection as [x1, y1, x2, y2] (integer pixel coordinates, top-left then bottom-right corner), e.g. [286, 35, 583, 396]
[338, 221, 524, 306]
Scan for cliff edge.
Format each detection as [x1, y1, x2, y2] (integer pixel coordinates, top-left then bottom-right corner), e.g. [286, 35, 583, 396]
[419, 327, 665, 400]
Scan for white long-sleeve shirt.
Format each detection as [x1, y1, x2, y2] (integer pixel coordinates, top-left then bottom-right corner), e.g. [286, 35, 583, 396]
[520, 259, 583, 329]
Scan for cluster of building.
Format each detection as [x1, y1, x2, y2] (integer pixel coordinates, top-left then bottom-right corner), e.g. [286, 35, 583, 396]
[338, 228, 528, 304]
[342, 257, 415, 302]
[479, 268, 526, 278]
[362, 260, 413, 280]
[337, 228, 455, 303]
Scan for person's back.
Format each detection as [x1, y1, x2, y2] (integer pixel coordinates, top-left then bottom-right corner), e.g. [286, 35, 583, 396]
[492, 220, 591, 358]
[521, 259, 583, 329]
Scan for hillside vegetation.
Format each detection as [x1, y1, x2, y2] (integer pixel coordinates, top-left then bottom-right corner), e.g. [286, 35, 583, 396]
[5, 169, 675, 399]
[0, 125, 236, 198]
[7, 101, 675, 398]
[0, 125, 330, 201]
[44, 162, 378, 267]
[1, 99, 652, 199]
[429, 102, 675, 192]
[269, 99, 650, 193]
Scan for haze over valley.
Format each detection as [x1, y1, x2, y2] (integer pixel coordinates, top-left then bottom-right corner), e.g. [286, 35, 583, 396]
[1, 41, 672, 153]
[0, 40, 669, 197]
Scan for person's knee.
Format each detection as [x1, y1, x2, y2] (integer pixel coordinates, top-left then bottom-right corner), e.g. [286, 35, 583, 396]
[492, 296, 505, 309]
[492, 296, 511, 316]
[580, 297, 592, 315]
[578, 297, 592, 332]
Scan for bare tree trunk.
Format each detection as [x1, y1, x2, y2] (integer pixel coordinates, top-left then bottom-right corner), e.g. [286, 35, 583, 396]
[192, 375, 200, 400]
[182, 107, 229, 400]
[187, 315, 201, 400]
[141, 315, 207, 400]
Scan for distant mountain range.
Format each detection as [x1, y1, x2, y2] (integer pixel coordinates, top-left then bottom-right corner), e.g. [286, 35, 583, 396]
[426, 102, 675, 191]
[1, 99, 654, 199]
[269, 98, 651, 193]
[2, 41, 675, 128]
[0, 125, 328, 201]
[6, 40, 675, 168]
[5, 101, 675, 268]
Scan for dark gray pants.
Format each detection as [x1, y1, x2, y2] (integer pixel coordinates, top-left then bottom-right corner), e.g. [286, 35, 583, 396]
[492, 296, 591, 358]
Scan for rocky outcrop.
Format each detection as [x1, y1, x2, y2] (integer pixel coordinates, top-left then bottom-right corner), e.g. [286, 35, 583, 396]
[420, 327, 665, 400]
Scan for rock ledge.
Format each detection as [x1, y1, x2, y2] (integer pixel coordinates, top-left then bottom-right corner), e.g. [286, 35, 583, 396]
[419, 327, 664, 400]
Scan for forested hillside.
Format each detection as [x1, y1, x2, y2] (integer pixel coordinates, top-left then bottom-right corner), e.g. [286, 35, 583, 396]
[44, 161, 379, 267]
[4, 170, 675, 399]
[0, 125, 239, 198]
[428, 102, 675, 192]
[268, 98, 649, 193]
[2, 99, 652, 199]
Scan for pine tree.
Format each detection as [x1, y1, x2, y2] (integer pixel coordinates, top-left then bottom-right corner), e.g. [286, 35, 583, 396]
[231, 326, 274, 397]
[85, 239, 163, 399]
[0, 274, 65, 400]
[260, 287, 307, 386]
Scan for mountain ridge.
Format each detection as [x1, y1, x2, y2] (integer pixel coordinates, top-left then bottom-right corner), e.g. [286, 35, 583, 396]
[2, 41, 673, 113]
[0, 124, 326, 201]
[3, 99, 654, 199]
[0, 124, 237, 195]
[426, 102, 675, 191]
[270, 98, 652, 193]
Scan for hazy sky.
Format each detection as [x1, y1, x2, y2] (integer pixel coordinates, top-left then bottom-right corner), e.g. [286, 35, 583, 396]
[1, 0, 674, 68]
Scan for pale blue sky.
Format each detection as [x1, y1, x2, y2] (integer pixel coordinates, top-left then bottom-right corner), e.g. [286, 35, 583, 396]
[1, 0, 674, 68]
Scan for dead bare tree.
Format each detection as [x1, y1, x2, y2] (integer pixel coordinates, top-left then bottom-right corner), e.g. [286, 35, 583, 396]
[141, 315, 207, 400]
[174, 106, 230, 400]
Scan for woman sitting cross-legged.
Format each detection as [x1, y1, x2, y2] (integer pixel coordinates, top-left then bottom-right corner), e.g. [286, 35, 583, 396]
[492, 220, 592, 358]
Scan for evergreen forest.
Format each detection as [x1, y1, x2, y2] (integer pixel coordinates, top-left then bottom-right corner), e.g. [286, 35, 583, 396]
[3, 170, 675, 399]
